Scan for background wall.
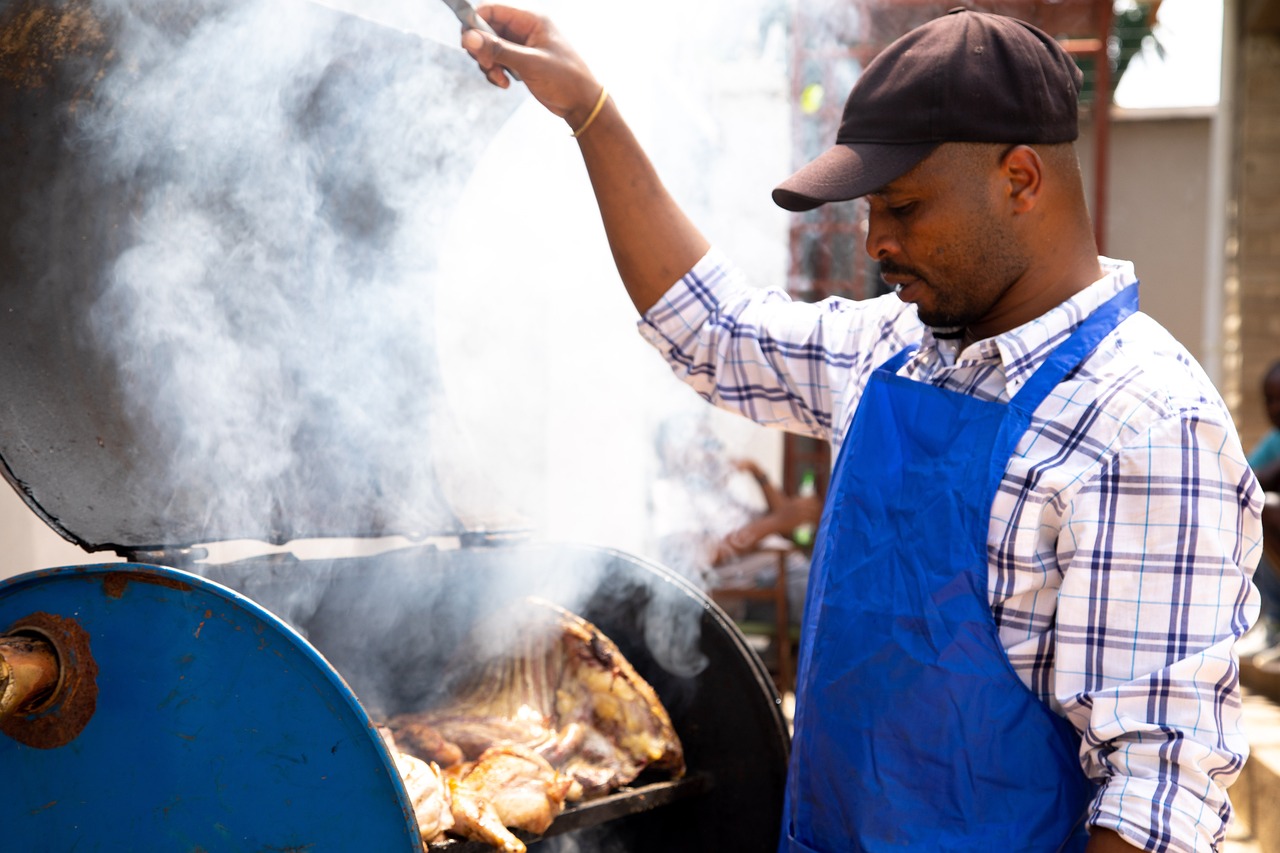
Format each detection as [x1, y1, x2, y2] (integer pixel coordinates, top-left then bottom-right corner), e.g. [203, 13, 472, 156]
[0, 486, 94, 576]
[1077, 108, 1216, 367]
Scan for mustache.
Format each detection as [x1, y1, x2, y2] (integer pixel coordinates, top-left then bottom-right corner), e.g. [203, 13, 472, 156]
[879, 259, 924, 280]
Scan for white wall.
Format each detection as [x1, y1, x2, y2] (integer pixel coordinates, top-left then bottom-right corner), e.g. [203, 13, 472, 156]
[0, 483, 109, 578]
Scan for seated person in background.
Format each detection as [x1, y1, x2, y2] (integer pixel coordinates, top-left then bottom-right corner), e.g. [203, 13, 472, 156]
[648, 414, 820, 625]
[708, 459, 823, 627]
[1250, 360, 1280, 493]
[1245, 359, 1280, 665]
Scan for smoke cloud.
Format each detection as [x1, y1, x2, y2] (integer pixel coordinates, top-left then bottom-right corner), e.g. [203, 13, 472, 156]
[3, 0, 806, 679]
[70, 0, 523, 545]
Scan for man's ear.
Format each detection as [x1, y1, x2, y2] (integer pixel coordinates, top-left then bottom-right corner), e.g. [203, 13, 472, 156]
[1002, 145, 1043, 214]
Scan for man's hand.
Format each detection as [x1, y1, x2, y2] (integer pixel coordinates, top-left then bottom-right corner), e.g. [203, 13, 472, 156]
[460, 5, 602, 130]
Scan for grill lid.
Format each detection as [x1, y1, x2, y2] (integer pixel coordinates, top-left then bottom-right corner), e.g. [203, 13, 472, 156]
[0, 0, 523, 553]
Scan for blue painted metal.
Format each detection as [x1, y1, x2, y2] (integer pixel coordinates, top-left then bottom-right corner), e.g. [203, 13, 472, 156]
[0, 563, 422, 852]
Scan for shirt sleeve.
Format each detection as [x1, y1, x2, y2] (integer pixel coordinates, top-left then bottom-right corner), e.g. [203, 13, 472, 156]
[637, 248, 921, 447]
[1054, 411, 1264, 852]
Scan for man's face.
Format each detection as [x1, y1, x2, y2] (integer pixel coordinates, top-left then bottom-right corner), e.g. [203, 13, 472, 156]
[864, 144, 1029, 331]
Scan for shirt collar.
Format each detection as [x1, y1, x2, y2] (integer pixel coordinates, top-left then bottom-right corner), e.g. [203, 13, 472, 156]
[918, 257, 1137, 391]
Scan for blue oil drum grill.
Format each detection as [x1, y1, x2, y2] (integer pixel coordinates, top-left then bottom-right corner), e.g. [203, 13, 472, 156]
[0, 1, 790, 850]
[0, 563, 425, 851]
[0, 546, 790, 852]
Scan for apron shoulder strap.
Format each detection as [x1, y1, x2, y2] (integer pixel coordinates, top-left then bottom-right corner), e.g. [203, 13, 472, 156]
[877, 344, 919, 375]
[1010, 283, 1139, 417]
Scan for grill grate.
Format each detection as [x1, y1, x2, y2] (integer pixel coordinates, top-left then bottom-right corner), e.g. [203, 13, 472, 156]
[428, 775, 714, 851]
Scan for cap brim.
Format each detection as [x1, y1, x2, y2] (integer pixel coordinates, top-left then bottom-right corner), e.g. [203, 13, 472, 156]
[772, 141, 940, 212]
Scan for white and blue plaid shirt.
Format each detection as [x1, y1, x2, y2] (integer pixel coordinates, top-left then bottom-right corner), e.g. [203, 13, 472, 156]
[639, 249, 1264, 853]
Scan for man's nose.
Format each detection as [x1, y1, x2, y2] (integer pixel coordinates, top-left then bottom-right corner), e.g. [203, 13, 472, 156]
[864, 209, 899, 260]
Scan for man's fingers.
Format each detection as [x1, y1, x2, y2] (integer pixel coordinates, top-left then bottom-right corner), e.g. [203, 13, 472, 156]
[475, 4, 541, 44]
[461, 27, 518, 88]
[485, 65, 512, 89]
[461, 28, 499, 66]
[460, 29, 507, 88]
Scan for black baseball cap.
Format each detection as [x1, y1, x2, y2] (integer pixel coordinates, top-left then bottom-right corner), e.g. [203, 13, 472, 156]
[772, 7, 1083, 212]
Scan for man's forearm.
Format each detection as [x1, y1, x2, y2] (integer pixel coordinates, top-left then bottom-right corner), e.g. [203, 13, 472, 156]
[574, 99, 710, 315]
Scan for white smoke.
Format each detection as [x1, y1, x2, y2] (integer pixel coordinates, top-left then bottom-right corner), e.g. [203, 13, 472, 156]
[71, 0, 795, 562]
[78, 0, 522, 544]
[53, 0, 801, 679]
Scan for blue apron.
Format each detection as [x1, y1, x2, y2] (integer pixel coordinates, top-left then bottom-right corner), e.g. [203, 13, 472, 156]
[782, 284, 1138, 853]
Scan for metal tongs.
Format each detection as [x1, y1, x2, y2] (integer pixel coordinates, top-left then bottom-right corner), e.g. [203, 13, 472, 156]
[439, 0, 521, 81]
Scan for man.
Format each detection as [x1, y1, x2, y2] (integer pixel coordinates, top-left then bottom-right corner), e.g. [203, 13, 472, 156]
[459, 7, 1263, 852]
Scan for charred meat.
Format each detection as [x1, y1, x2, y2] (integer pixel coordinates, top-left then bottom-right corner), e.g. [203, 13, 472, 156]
[383, 597, 685, 850]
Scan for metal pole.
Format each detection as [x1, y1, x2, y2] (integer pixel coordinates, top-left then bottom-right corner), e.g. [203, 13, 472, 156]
[1202, 0, 1237, 390]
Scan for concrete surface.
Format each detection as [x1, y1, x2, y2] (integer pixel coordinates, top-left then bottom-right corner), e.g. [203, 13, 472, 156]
[1230, 690, 1271, 852]
[1231, 657, 1280, 853]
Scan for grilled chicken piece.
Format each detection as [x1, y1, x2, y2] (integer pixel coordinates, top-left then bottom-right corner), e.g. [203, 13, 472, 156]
[448, 776, 525, 853]
[551, 610, 685, 795]
[377, 727, 453, 844]
[398, 752, 454, 845]
[449, 744, 573, 840]
[427, 714, 555, 764]
[382, 716, 465, 768]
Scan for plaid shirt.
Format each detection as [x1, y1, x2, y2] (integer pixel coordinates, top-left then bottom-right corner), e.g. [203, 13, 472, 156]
[639, 249, 1264, 853]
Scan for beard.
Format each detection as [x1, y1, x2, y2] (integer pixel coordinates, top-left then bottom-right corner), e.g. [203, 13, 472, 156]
[880, 260, 981, 328]
[879, 235, 1025, 332]
[915, 292, 980, 329]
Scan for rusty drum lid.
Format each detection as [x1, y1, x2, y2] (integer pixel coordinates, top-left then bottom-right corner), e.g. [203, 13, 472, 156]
[0, 0, 524, 553]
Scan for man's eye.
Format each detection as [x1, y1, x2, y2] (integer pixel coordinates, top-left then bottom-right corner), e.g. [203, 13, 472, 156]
[889, 202, 916, 216]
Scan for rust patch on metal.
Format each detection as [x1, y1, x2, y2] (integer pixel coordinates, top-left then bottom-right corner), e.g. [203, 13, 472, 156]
[102, 572, 126, 599]
[0, 612, 97, 749]
[0, 0, 108, 91]
[103, 571, 193, 600]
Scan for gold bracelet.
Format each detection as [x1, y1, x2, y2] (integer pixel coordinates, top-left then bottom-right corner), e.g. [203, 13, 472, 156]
[571, 87, 609, 138]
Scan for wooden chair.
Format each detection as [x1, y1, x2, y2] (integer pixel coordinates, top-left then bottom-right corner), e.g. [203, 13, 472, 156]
[709, 545, 799, 695]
